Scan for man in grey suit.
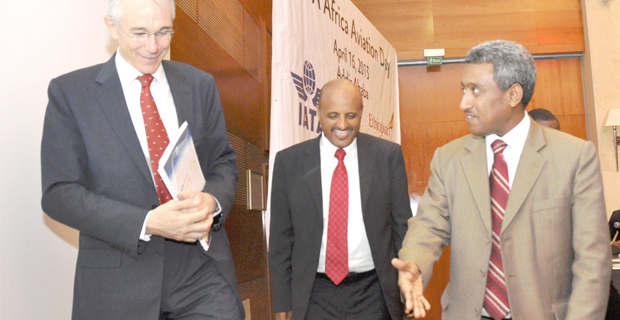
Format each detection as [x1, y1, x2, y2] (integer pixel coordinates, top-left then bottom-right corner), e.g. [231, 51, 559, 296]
[40, 0, 244, 319]
[392, 40, 610, 320]
[269, 79, 412, 320]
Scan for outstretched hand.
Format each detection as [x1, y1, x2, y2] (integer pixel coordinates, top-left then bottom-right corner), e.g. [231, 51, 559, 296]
[391, 258, 430, 318]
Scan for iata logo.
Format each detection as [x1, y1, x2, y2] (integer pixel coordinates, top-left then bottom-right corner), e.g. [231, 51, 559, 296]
[291, 61, 322, 134]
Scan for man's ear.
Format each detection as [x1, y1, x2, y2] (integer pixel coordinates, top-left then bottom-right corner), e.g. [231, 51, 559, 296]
[507, 83, 524, 108]
[104, 16, 119, 40]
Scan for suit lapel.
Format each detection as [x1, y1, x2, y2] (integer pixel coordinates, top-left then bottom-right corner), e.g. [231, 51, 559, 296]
[94, 56, 153, 187]
[163, 61, 192, 126]
[462, 136, 492, 235]
[502, 121, 546, 232]
[302, 136, 324, 223]
[357, 134, 375, 214]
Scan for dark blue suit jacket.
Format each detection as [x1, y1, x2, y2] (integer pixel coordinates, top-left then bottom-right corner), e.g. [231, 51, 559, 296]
[41, 55, 243, 319]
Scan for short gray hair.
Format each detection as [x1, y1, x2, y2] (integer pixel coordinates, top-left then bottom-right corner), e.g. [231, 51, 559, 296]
[108, 0, 176, 26]
[465, 40, 536, 107]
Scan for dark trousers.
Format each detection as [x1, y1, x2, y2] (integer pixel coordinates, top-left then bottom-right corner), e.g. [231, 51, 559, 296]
[159, 241, 241, 320]
[606, 280, 620, 320]
[305, 270, 390, 320]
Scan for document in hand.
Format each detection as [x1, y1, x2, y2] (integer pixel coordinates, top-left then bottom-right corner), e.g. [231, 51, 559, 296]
[158, 121, 206, 200]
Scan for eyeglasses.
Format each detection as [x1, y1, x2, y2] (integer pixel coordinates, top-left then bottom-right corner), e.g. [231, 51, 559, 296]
[120, 28, 175, 43]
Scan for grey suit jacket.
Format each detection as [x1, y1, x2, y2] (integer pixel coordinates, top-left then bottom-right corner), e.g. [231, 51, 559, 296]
[41, 56, 243, 319]
[400, 119, 611, 320]
[269, 133, 412, 320]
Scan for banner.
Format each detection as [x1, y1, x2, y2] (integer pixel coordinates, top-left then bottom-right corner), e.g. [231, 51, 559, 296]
[270, 0, 399, 155]
[267, 0, 400, 236]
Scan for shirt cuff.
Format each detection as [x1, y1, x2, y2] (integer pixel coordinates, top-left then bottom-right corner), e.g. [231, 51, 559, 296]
[140, 211, 153, 242]
[198, 233, 213, 251]
[213, 197, 222, 217]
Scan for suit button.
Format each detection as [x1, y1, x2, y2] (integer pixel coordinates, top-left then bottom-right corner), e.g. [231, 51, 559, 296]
[156, 251, 163, 257]
[480, 269, 485, 276]
[486, 236, 491, 243]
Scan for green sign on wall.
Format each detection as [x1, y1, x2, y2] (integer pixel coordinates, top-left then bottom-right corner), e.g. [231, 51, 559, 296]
[427, 56, 442, 66]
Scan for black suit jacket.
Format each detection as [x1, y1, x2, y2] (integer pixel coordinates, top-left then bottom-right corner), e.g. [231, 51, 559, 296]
[41, 56, 243, 319]
[269, 133, 411, 319]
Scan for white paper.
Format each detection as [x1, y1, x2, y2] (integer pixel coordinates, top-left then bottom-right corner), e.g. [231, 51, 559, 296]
[158, 121, 206, 199]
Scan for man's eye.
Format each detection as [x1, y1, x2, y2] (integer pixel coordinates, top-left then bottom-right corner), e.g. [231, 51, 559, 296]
[133, 32, 148, 38]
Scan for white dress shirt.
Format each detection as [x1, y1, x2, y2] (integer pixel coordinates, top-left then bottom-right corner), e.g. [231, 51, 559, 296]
[481, 111, 530, 318]
[317, 134, 375, 273]
[485, 111, 530, 188]
[114, 51, 216, 250]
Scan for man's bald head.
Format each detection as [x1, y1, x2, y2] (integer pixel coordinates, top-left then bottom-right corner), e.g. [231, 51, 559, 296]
[317, 79, 363, 148]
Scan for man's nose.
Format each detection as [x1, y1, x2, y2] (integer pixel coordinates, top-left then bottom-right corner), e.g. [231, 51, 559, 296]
[336, 116, 347, 129]
[459, 92, 472, 111]
[144, 35, 159, 52]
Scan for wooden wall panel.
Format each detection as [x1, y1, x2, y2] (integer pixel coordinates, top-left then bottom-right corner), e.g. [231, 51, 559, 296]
[399, 65, 465, 124]
[237, 0, 271, 31]
[351, 0, 584, 60]
[173, 8, 265, 148]
[399, 59, 586, 319]
[527, 59, 586, 140]
[171, 1, 272, 319]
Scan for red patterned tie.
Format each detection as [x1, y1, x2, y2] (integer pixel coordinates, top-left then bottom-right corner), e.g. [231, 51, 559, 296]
[483, 139, 510, 320]
[325, 148, 348, 285]
[138, 74, 172, 205]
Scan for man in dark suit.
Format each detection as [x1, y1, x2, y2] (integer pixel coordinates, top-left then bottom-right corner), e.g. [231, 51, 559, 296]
[40, 0, 244, 319]
[393, 40, 610, 320]
[269, 79, 412, 320]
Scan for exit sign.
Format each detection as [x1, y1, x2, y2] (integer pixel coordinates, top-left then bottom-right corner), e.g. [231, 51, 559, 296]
[427, 56, 442, 65]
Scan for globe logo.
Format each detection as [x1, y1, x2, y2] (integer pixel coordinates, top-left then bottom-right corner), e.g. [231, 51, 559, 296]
[303, 61, 316, 96]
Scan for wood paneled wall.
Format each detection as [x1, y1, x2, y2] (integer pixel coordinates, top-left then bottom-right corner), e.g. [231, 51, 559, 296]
[171, 0, 272, 319]
[351, 0, 584, 60]
[399, 58, 585, 319]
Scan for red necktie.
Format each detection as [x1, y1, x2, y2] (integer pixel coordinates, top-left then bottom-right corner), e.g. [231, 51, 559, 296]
[325, 148, 348, 285]
[138, 74, 172, 205]
[483, 140, 511, 320]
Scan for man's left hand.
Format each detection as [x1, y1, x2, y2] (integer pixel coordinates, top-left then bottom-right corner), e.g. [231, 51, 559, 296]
[178, 191, 217, 242]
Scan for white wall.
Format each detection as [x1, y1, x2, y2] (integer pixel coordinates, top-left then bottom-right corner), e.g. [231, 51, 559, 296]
[0, 1, 114, 318]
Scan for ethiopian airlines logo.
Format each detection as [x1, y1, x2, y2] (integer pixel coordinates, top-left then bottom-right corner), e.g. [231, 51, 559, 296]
[290, 61, 322, 133]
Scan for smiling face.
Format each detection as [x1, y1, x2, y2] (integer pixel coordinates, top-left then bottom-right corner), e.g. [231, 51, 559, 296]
[105, 0, 173, 74]
[318, 80, 363, 148]
[459, 63, 524, 137]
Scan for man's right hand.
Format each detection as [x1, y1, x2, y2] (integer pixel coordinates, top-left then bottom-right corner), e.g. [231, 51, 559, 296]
[391, 258, 430, 318]
[275, 311, 293, 320]
[145, 196, 213, 242]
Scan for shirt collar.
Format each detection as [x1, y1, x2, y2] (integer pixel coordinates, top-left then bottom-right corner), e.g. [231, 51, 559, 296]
[320, 133, 358, 161]
[114, 48, 166, 87]
[485, 110, 530, 151]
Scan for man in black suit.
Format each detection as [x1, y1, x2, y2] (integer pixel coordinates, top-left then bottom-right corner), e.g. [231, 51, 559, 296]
[40, 0, 243, 318]
[269, 79, 412, 319]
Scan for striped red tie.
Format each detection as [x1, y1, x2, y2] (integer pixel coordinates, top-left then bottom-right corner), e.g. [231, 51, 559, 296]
[483, 139, 510, 320]
[325, 148, 348, 285]
[138, 74, 172, 205]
